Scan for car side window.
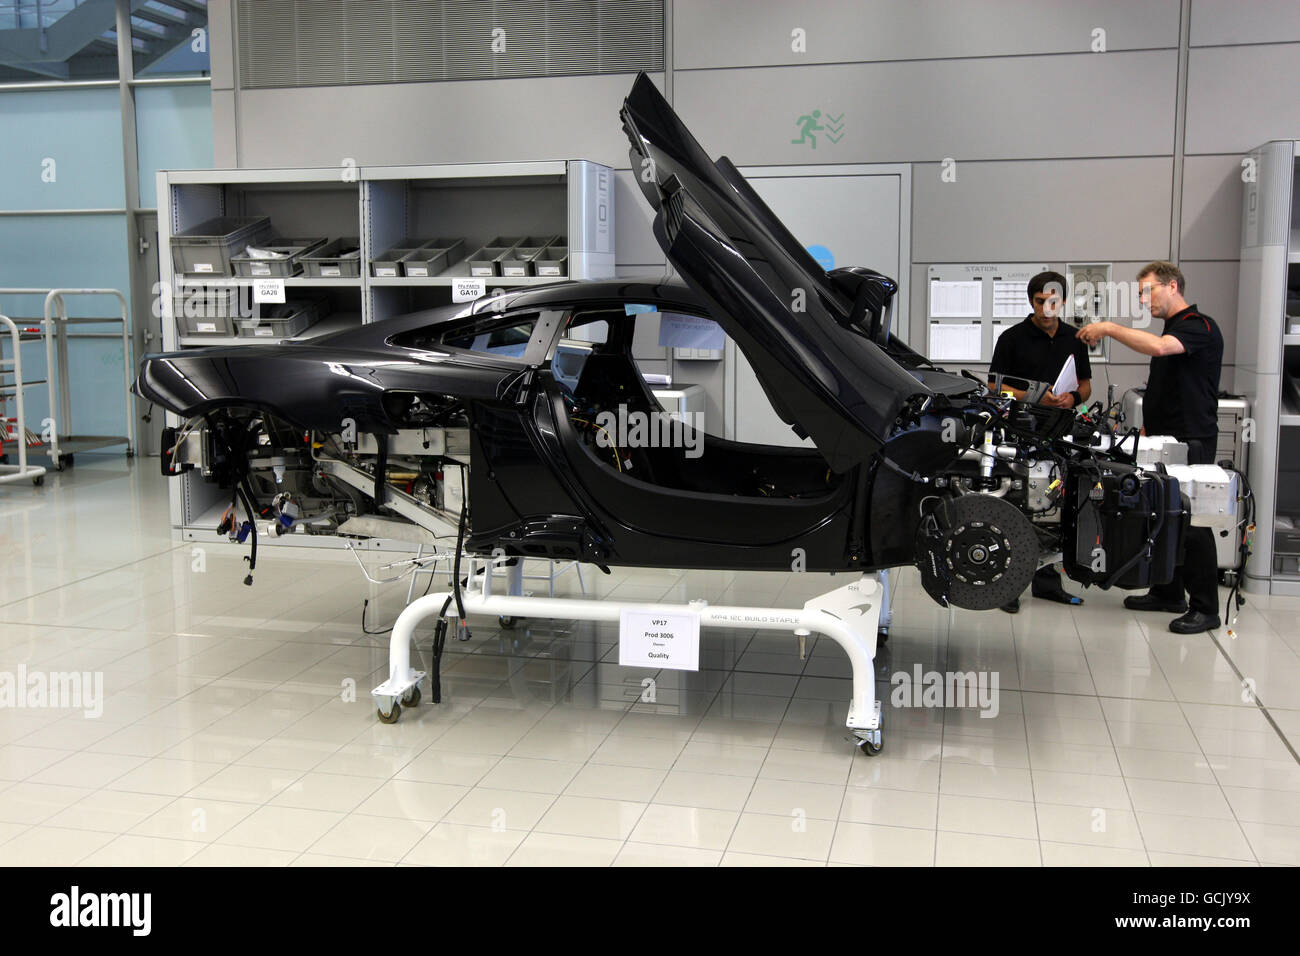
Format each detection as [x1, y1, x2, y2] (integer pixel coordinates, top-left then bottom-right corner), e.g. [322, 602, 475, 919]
[441, 319, 536, 358]
[565, 315, 609, 344]
[395, 313, 541, 359]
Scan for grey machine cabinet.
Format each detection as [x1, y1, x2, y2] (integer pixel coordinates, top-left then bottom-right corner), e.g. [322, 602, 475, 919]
[1235, 140, 1300, 595]
[157, 160, 615, 551]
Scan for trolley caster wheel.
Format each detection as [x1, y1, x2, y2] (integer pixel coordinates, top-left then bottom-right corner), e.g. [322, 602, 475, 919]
[858, 737, 883, 756]
[54, 461, 65, 472]
[32, 476, 44, 486]
[498, 616, 518, 629]
[376, 699, 401, 724]
[401, 685, 421, 707]
[125, 449, 134, 458]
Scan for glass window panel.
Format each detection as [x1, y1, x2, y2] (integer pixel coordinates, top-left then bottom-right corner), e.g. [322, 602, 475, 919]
[0, 0, 120, 82]
[133, 0, 210, 78]
[135, 83, 212, 207]
[0, 86, 125, 209]
[0, 214, 131, 320]
[0, 214, 132, 447]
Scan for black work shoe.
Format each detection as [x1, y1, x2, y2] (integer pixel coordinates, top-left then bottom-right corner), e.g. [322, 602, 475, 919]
[1000, 598, 1020, 614]
[1170, 610, 1221, 634]
[1034, 587, 1083, 606]
[1124, 594, 1188, 614]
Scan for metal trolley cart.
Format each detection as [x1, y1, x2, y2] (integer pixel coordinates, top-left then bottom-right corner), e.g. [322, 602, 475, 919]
[0, 313, 48, 487]
[0, 289, 135, 471]
[46, 288, 135, 470]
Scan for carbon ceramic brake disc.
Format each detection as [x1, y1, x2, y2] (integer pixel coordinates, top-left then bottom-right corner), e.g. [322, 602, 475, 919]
[916, 493, 1038, 611]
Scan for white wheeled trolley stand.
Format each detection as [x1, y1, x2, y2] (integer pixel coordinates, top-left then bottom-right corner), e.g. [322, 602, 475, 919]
[373, 564, 888, 755]
[41, 289, 136, 469]
[401, 546, 585, 610]
[0, 314, 48, 487]
[0, 289, 136, 471]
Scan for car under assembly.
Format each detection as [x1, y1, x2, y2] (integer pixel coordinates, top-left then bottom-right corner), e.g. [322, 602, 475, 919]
[135, 72, 1253, 752]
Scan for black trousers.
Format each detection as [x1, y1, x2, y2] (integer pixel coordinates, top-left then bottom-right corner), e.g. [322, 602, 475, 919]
[1150, 436, 1220, 616]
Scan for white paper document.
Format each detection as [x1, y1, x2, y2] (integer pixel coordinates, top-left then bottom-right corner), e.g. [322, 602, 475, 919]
[1051, 354, 1078, 396]
[929, 280, 982, 318]
[618, 608, 700, 671]
[252, 278, 285, 303]
[992, 280, 1026, 318]
[451, 278, 486, 302]
[928, 321, 983, 362]
[991, 320, 1013, 350]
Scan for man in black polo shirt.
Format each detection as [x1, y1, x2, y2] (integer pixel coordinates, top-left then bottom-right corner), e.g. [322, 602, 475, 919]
[1079, 261, 1223, 634]
[988, 271, 1092, 613]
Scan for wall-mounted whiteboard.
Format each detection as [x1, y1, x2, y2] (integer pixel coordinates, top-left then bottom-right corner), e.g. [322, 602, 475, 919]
[926, 263, 1048, 365]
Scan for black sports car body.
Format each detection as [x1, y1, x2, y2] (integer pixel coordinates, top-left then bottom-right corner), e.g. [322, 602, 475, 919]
[137, 73, 1187, 612]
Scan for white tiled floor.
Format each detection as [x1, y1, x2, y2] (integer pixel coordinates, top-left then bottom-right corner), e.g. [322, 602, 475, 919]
[1, 454, 1298, 866]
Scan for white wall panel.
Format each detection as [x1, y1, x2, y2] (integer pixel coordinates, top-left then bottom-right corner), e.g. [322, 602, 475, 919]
[1190, 0, 1300, 46]
[1186, 44, 1300, 155]
[912, 158, 1173, 262]
[1180, 154, 1246, 260]
[235, 72, 663, 169]
[674, 52, 1177, 165]
[675, 0, 1178, 69]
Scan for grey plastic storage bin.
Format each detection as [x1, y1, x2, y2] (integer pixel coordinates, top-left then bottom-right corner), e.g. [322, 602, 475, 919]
[533, 240, 568, 277]
[500, 236, 559, 277]
[372, 238, 432, 278]
[402, 238, 466, 277]
[467, 237, 524, 276]
[171, 216, 272, 276]
[300, 238, 362, 277]
[235, 298, 327, 340]
[173, 286, 248, 336]
[231, 237, 326, 277]
[178, 313, 234, 337]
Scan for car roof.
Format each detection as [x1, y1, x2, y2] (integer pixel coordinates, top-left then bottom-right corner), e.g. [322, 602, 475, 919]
[471, 276, 703, 314]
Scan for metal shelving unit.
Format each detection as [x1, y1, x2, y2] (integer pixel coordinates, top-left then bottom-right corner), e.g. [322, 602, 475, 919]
[200, 277, 364, 287]
[1235, 140, 1300, 593]
[157, 159, 615, 549]
[176, 310, 362, 348]
[367, 275, 564, 287]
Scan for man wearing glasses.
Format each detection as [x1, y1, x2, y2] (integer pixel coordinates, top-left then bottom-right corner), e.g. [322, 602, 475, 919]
[987, 270, 1091, 613]
[1078, 261, 1224, 634]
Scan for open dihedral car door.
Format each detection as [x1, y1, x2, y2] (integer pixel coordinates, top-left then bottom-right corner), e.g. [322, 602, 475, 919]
[619, 73, 932, 471]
